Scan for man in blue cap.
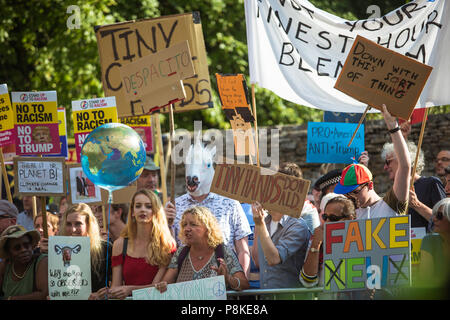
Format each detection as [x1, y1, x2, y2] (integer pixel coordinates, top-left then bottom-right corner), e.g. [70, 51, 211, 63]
[137, 157, 161, 197]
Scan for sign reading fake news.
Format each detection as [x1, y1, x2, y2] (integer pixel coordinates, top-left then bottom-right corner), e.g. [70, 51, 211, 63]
[210, 163, 310, 218]
[307, 122, 364, 164]
[323, 216, 411, 292]
[72, 97, 118, 163]
[12, 91, 60, 155]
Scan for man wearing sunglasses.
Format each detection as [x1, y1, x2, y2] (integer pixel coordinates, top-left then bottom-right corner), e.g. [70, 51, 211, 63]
[334, 105, 411, 220]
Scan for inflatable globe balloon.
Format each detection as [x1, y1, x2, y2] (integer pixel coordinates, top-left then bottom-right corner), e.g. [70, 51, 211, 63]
[81, 123, 146, 193]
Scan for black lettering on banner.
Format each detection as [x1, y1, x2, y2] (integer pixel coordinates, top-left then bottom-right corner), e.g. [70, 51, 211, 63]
[275, 10, 292, 34]
[317, 31, 332, 50]
[279, 42, 295, 66]
[405, 44, 426, 64]
[158, 21, 178, 49]
[383, 10, 404, 26]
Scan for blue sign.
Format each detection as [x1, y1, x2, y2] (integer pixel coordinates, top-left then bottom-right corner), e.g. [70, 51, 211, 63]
[307, 122, 364, 164]
[323, 111, 364, 124]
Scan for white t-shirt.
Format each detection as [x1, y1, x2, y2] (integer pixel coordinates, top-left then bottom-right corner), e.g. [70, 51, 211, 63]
[356, 199, 398, 219]
[269, 220, 279, 237]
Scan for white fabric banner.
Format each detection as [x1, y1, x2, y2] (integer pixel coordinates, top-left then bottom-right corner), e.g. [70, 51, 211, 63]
[245, 0, 450, 113]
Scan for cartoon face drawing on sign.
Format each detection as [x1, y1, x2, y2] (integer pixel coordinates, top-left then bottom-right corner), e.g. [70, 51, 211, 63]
[55, 244, 81, 267]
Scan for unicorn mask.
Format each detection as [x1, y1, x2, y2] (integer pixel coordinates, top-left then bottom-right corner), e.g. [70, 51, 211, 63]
[185, 135, 216, 197]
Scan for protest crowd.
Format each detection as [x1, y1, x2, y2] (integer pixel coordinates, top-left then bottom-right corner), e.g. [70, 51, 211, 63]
[1, 0, 450, 302]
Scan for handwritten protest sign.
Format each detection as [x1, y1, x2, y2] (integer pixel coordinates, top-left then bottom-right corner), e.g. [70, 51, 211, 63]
[210, 164, 310, 218]
[410, 227, 426, 266]
[120, 40, 195, 113]
[132, 276, 226, 300]
[72, 97, 118, 162]
[334, 35, 433, 120]
[96, 12, 213, 116]
[0, 84, 15, 147]
[323, 216, 410, 292]
[48, 236, 92, 300]
[216, 73, 250, 108]
[119, 115, 154, 153]
[13, 157, 66, 196]
[307, 122, 364, 164]
[11, 91, 60, 155]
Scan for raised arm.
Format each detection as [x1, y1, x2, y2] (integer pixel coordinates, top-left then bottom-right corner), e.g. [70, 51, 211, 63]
[382, 104, 411, 202]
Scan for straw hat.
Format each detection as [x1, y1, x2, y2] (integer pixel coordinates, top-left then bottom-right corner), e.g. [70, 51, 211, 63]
[0, 225, 40, 259]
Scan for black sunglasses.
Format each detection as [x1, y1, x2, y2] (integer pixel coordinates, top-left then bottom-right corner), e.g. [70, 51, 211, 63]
[435, 211, 444, 220]
[322, 213, 345, 222]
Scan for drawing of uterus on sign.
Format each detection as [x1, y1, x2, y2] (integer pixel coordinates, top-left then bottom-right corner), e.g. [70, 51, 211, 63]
[55, 244, 81, 267]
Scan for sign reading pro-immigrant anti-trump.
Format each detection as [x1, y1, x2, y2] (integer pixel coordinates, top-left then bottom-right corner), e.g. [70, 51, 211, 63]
[95, 12, 213, 116]
[323, 216, 411, 292]
[0, 84, 15, 147]
[11, 91, 60, 155]
[334, 35, 433, 120]
[210, 164, 310, 218]
[72, 97, 118, 162]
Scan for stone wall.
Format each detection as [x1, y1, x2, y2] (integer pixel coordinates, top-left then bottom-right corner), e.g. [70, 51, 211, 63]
[164, 113, 450, 198]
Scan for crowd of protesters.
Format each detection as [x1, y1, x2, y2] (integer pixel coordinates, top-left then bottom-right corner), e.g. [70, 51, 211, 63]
[0, 107, 449, 300]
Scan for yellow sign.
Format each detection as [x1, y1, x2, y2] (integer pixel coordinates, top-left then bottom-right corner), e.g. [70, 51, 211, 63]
[0, 84, 15, 147]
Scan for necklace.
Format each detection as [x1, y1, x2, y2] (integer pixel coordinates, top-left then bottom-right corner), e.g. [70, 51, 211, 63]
[12, 261, 32, 280]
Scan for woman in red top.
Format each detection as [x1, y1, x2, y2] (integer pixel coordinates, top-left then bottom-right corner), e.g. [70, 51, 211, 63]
[109, 189, 176, 299]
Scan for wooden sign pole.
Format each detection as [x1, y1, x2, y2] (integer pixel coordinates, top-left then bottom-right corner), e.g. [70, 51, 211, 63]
[347, 105, 371, 147]
[102, 205, 107, 232]
[38, 155, 48, 238]
[0, 147, 12, 202]
[169, 104, 176, 211]
[251, 84, 260, 167]
[154, 113, 167, 205]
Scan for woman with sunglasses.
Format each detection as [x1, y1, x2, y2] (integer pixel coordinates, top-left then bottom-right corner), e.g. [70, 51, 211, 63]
[299, 195, 355, 297]
[418, 198, 450, 293]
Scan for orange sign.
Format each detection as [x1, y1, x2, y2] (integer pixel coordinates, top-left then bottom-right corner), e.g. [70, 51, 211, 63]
[215, 73, 250, 108]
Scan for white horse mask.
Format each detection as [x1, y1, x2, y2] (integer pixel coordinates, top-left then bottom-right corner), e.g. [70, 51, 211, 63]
[185, 134, 216, 197]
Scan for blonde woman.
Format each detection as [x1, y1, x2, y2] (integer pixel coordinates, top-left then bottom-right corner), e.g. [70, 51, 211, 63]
[33, 212, 59, 254]
[109, 189, 176, 299]
[155, 206, 249, 293]
[59, 203, 111, 298]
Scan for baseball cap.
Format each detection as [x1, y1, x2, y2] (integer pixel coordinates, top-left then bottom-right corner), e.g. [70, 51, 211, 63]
[0, 200, 19, 218]
[334, 164, 372, 195]
[143, 158, 159, 171]
[0, 225, 40, 259]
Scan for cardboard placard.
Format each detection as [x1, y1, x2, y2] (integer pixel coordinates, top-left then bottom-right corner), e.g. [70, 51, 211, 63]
[215, 73, 250, 108]
[48, 236, 92, 300]
[99, 183, 136, 205]
[119, 115, 154, 153]
[210, 164, 310, 218]
[132, 275, 226, 300]
[120, 40, 195, 112]
[95, 12, 213, 116]
[11, 91, 61, 155]
[334, 35, 433, 120]
[71, 97, 118, 163]
[13, 156, 67, 196]
[47, 108, 69, 159]
[306, 122, 365, 164]
[0, 84, 15, 147]
[323, 216, 411, 292]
